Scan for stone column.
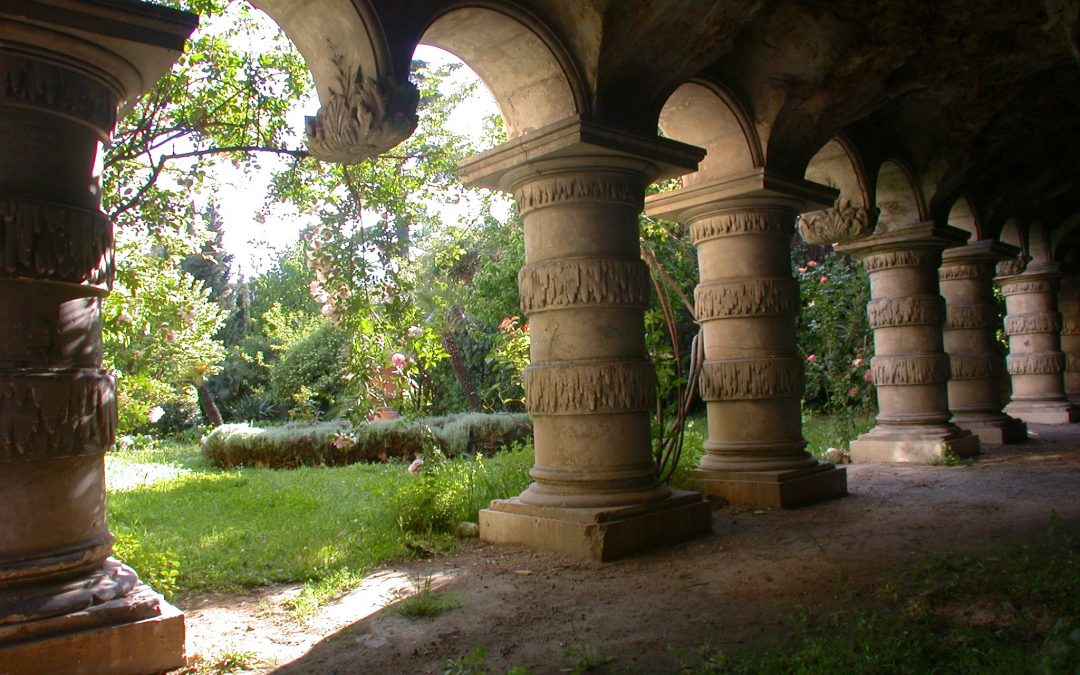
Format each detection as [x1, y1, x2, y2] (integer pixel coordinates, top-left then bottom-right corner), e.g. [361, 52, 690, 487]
[0, 3, 195, 673]
[458, 117, 711, 560]
[645, 171, 847, 507]
[1058, 275, 1080, 404]
[997, 262, 1079, 424]
[939, 240, 1027, 443]
[835, 223, 980, 463]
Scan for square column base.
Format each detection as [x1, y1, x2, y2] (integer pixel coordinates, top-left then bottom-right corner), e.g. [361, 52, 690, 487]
[693, 463, 847, 508]
[0, 590, 185, 675]
[953, 417, 1028, 444]
[479, 490, 711, 561]
[1003, 401, 1080, 425]
[850, 430, 980, 464]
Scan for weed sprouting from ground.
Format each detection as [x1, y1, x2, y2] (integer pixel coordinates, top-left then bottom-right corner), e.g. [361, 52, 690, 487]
[562, 618, 615, 673]
[395, 574, 462, 618]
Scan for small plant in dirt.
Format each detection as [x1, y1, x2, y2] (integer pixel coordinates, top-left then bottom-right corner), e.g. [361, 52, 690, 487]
[562, 618, 615, 673]
[441, 646, 531, 675]
[178, 647, 261, 675]
[395, 575, 462, 618]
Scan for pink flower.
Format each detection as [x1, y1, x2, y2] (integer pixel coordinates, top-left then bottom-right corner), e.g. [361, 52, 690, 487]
[808, 260, 819, 268]
[391, 352, 406, 368]
[819, 276, 829, 284]
[807, 354, 817, 363]
[408, 458, 424, 475]
[853, 358, 864, 367]
[797, 266, 808, 274]
[407, 326, 423, 338]
[864, 369, 874, 383]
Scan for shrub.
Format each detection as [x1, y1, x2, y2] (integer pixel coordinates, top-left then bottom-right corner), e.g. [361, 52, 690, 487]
[201, 412, 532, 469]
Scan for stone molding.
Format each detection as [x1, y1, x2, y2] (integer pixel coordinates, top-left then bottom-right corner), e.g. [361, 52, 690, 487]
[860, 249, 941, 273]
[514, 175, 642, 215]
[996, 257, 1029, 278]
[518, 257, 649, 314]
[0, 199, 113, 290]
[1006, 352, 1066, 375]
[0, 370, 116, 461]
[866, 295, 944, 328]
[0, 54, 118, 133]
[1061, 317, 1080, 335]
[305, 63, 419, 165]
[944, 303, 1000, 330]
[694, 278, 799, 320]
[871, 354, 950, 386]
[699, 356, 804, 401]
[1068, 354, 1080, 373]
[1004, 311, 1062, 336]
[939, 261, 994, 281]
[689, 209, 793, 244]
[524, 360, 655, 415]
[797, 205, 878, 244]
[999, 278, 1056, 296]
[949, 353, 1002, 380]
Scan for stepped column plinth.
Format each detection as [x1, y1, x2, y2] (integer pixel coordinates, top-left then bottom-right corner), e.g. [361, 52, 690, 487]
[997, 262, 1079, 424]
[645, 170, 847, 507]
[835, 223, 980, 463]
[1058, 274, 1080, 404]
[939, 240, 1027, 443]
[0, 2, 196, 673]
[458, 117, 712, 560]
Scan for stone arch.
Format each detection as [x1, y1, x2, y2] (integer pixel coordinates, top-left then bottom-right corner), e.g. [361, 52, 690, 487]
[874, 159, 926, 230]
[1029, 221, 1053, 263]
[657, 79, 763, 186]
[419, 6, 584, 138]
[947, 195, 982, 240]
[798, 136, 877, 244]
[1000, 218, 1025, 253]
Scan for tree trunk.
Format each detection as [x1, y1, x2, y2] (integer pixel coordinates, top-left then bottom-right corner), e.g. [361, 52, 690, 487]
[196, 380, 224, 427]
[442, 333, 482, 411]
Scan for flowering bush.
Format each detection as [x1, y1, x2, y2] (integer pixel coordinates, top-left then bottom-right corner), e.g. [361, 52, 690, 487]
[795, 246, 875, 414]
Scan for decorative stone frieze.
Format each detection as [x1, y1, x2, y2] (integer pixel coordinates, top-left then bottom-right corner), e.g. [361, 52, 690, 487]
[1063, 316, 1080, 335]
[996, 256, 1028, 278]
[458, 117, 712, 559]
[938, 261, 993, 281]
[0, 371, 116, 460]
[693, 278, 799, 320]
[518, 257, 649, 313]
[866, 295, 944, 328]
[1003, 312, 1062, 335]
[305, 63, 420, 165]
[949, 353, 1002, 380]
[523, 360, 655, 415]
[646, 168, 846, 506]
[870, 354, 951, 386]
[0, 55, 118, 132]
[699, 357, 804, 401]
[0, 200, 114, 290]
[797, 205, 879, 244]
[996, 261, 1078, 424]
[835, 221, 981, 461]
[1068, 353, 1080, 372]
[944, 303, 1001, 330]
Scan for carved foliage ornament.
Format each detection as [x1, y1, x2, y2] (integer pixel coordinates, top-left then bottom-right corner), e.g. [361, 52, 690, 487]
[524, 360, 655, 415]
[1004, 312, 1062, 336]
[514, 176, 642, 214]
[939, 261, 994, 281]
[0, 371, 116, 461]
[699, 356, 804, 401]
[0, 56, 117, 133]
[518, 258, 649, 314]
[871, 354, 950, 386]
[1063, 317, 1080, 336]
[1006, 352, 1066, 375]
[867, 295, 944, 329]
[1068, 354, 1080, 373]
[305, 63, 419, 165]
[998, 278, 1056, 297]
[944, 303, 1000, 330]
[695, 278, 799, 321]
[797, 205, 879, 245]
[0, 200, 113, 290]
[995, 256, 1029, 278]
[690, 209, 794, 245]
[950, 353, 1002, 381]
[860, 249, 941, 273]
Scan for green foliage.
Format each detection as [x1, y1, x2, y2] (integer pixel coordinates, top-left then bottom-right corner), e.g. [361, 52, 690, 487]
[268, 320, 352, 418]
[795, 247, 875, 414]
[111, 529, 181, 599]
[201, 413, 532, 469]
[395, 575, 463, 618]
[802, 412, 875, 459]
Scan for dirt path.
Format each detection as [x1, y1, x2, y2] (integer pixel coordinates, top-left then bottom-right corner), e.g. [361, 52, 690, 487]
[176, 424, 1080, 674]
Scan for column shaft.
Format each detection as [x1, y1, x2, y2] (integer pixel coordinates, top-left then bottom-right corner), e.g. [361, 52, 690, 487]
[939, 241, 1026, 443]
[998, 263, 1079, 424]
[1058, 275, 1080, 404]
[836, 223, 980, 463]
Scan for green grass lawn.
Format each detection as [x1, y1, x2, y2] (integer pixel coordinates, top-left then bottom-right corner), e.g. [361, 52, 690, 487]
[105, 437, 532, 615]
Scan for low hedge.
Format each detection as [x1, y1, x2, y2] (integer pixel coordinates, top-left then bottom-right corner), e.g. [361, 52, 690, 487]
[201, 412, 532, 469]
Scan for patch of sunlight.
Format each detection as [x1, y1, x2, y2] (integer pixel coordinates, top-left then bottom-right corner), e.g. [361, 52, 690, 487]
[106, 459, 194, 491]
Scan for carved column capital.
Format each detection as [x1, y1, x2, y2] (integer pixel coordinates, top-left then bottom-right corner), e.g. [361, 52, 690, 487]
[797, 205, 879, 244]
[834, 221, 970, 261]
[305, 64, 419, 165]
